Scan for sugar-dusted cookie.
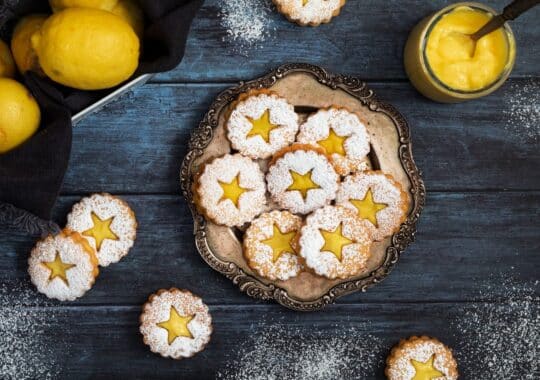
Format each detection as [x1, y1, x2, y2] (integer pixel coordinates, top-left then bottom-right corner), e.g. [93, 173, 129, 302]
[336, 171, 409, 241]
[298, 205, 372, 279]
[28, 229, 99, 301]
[273, 0, 347, 27]
[296, 106, 370, 175]
[386, 336, 459, 380]
[244, 210, 303, 281]
[66, 193, 137, 267]
[226, 89, 299, 160]
[140, 288, 212, 360]
[267, 144, 339, 215]
[194, 154, 267, 227]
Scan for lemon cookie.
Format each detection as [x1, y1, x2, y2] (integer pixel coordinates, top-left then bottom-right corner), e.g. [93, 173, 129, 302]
[296, 106, 370, 175]
[140, 288, 213, 360]
[298, 205, 372, 279]
[66, 193, 137, 267]
[267, 144, 339, 214]
[226, 89, 299, 160]
[194, 154, 267, 227]
[386, 336, 459, 380]
[273, 0, 347, 26]
[336, 171, 409, 241]
[28, 229, 99, 301]
[244, 210, 303, 281]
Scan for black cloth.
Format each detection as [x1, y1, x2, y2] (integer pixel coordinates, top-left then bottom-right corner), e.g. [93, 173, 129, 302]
[0, 0, 202, 235]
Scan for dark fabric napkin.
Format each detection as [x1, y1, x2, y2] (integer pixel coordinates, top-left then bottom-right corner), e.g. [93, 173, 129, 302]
[0, 0, 202, 235]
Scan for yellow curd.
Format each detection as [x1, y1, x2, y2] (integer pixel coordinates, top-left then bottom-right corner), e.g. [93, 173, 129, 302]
[426, 6, 509, 92]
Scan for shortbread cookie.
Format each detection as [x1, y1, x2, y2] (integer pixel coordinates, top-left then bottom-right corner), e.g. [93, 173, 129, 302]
[140, 288, 212, 360]
[336, 171, 409, 241]
[226, 89, 299, 159]
[296, 106, 370, 175]
[267, 144, 339, 214]
[194, 153, 267, 227]
[244, 210, 303, 281]
[66, 193, 137, 267]
[298, 205, 372, 279]
[386, 336, 459, 380]
[28, 229, 99, 301]
[273, 0, 347, 27]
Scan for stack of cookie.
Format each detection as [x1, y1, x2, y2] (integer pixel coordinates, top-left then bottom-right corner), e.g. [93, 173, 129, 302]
[193, 89, 410, 282]
[28, 193, 137, 301]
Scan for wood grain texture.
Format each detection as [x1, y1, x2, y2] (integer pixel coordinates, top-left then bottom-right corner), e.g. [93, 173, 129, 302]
[64, 80, 540, 194]
[153, 0, 540, 82]
[1, 192, 538, 306]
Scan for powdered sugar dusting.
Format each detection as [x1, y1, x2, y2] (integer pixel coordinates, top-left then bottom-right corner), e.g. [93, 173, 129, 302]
[503, 79, 539, 143]
[274, 0, 345, 25]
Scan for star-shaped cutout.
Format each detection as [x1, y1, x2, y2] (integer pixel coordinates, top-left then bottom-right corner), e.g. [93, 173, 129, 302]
[261, 224, 297, 262]
[319, 223, 354, 261]
[246, 109, 278, 143]
[286, 169, 320, 200]
[83, 212, 119, 251]
[156, 306, 195, 344]
[411, 354, 444, 380]
[218, 174, 248, 208]
[349, 189, 388, 227]
[42, 252, 76, 286]
[317, 129, 348, 156]
[302, 0, 309, 5]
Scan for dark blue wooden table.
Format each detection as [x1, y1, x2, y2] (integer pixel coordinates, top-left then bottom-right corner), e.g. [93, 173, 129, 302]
[1, 1, 539, 379]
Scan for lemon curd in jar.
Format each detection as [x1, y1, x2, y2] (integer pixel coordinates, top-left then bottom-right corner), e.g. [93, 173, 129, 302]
[404, 2, 516, 103]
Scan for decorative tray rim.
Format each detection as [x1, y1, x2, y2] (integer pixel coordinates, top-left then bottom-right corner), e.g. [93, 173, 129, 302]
[180, 63, 426, 311]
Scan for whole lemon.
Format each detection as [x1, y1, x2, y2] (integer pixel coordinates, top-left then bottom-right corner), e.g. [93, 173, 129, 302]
[11, 14, 48, 75]
[32, 8, 140, 90]
[0, 40, 15, 78]
[0, 78, 41, 154]
[111, 0, 144, 38]
[49, 0, 118, 12]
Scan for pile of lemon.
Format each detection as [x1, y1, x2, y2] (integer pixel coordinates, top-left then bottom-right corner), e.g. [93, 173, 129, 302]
[0, 0, 143, 153]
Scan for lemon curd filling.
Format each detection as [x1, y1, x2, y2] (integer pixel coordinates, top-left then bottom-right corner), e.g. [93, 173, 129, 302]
[42, 252, 76, 285]
[318, 129, 347, 156]
[350, 189, 387, 227]
[246, 109, 278, 143]
[320, 223, 353, 261]
[425, 6, 509, 92]
[157, 307, 194, 344]
[410, 354, 444, 380]
[218, 174, 248, 208]
[261, 224, 297, 262]
[287, 169, 321, 199]
[83, 212, 119, 251]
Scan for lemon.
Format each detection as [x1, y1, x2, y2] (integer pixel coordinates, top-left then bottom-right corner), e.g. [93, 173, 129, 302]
[11, 14, 48, 75]
[32, 8, 140, 90]
[49, 0, 118, 12]
[111, 0, 144, 38]
[0, 40, 15, 78]
[0, 78, 41, 154]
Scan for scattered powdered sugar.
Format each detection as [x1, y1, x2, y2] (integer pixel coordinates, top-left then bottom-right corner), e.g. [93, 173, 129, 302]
[451, 276, 539, 379]
[0, 281, 65, 380]
[219, 0, 276, 55]
[503, 79, 539, 143]
[217, 323, 385, 379]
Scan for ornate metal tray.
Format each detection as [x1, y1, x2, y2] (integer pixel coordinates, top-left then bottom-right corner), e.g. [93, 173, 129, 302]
[180, 63, 425, 311]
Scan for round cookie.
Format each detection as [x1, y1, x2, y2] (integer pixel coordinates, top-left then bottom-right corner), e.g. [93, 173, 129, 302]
[244, 210, 303, 281]
[28, 229, 99, 301]
[298, 205, 372, 279]
[273, 0, 347, 26]
[226, 89, 299, 160]
[266, 144, 339, 215]
[336, 171, 409, 241]
[296, 106, 370, 175]
[194, 154, 267, 227]
[140, 288, 212, 360]
[386, 336, 459, 380]
[66, 193, 137, 267]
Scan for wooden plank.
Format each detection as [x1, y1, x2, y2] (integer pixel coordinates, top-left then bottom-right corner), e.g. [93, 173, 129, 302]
[1, 192, 538, 305]
[2, 302, 538, 379]
[64, 80, 540, 194]
[153, 0, 540, 82]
